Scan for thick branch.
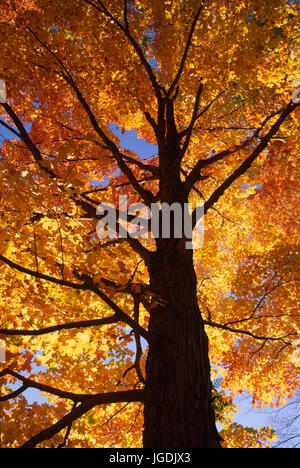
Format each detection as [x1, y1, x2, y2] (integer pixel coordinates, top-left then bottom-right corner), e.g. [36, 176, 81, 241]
[19, 386, 144, 448]
[83, 1, 168, 149]
[0, 384, 28, 402]
[133, 297, 146, 385]
[0, 117, 21, 138]
[60, 71, 156, 207]
[56, 402, 77, 448]
[0, 368, 144, 403]
[192, 90, 225, 125]
[115, 153, 159, 176]
[0, 102, 56, 179]
[0, 368, 88, 402]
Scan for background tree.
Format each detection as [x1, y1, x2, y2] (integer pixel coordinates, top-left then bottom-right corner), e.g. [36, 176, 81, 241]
[0, 0, 299, 448]
[264, 387, 300, 448]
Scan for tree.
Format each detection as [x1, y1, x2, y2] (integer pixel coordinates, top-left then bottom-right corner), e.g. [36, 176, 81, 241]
[0, 0, 299, 448]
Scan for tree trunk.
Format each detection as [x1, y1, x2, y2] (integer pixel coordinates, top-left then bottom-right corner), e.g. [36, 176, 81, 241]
[142, 102, 221, 447]
[143, 242, 222, 448]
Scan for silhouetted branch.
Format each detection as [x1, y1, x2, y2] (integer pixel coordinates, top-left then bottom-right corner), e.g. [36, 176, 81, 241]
[167, 3, 204, 97]
[192, 99, 300, 226]
[0, 316, 119, 337]
[0, 254, 149, 340]
[204, 320, 296, 344]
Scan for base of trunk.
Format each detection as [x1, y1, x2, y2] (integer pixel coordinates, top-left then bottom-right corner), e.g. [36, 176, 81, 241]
[143, 247, 222, 448]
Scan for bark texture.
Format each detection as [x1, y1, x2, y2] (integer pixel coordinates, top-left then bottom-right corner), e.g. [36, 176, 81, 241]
[143, 242, 222, 448]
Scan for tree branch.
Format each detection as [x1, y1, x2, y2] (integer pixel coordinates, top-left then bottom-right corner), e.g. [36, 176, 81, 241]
[113, 153, 159, 176]
[0, 316, 119, 336]
[192, 99, 299, 226]
[1, 91, 153, 263]
[0, 101, 56, 179]
[19, 386, 144, 448]
[180, 90, 226, 140]
[0, 384, 29, 402]
[83, 0, 162, 102]
[123, 0, 129, 31]
[192, 90, 225, 125]
[203, 321, 296, 345]
[0, 117, 21, 138]
[87, 279, 149, 341]
[0, 254, 149, 340]
[187, 137, 253, 190]
[62, 72, 156, 207]
[0, 253, 88, 290]
[179, 80, 203, 159]
[0, 368, 88, 402]
[133, 297, 146, 385]
[56, 402, 77, 448]
[167, 2, 203, 97]
[27, 26, 157, 210]
[0, 99, 103, 224]
[82, 1, 168, 151]
[186, 102, 283, 191]
[0, 368, 144, 405]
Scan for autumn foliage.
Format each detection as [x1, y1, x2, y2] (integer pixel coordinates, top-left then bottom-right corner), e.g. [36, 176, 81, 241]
[0, 0, 299, 448]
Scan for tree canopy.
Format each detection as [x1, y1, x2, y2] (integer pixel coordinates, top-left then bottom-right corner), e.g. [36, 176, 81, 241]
[0, 0, 299, 448]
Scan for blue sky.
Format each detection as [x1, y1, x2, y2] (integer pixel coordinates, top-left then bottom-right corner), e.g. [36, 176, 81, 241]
[110, 124, 157, 159]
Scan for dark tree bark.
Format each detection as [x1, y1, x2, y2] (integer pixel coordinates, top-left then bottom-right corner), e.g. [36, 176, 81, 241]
[143, 241, 221, 448]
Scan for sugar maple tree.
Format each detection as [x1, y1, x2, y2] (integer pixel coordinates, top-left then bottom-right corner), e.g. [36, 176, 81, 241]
[0, 0, 299, 448]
